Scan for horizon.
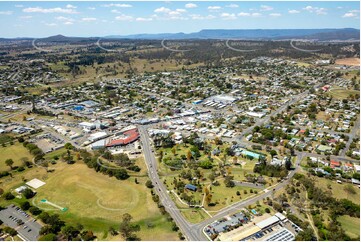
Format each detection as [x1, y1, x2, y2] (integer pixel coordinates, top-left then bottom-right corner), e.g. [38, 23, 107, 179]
[3, 27, 360, 39]
[0, 1, 359, 38]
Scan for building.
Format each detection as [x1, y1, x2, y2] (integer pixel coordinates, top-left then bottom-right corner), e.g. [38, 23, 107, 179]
[106, 128, 140, 147]
[185, 184, 197, 192]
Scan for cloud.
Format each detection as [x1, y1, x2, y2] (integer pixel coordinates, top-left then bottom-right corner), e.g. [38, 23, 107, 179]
[111, 9, 122, 14]
[66, 4, 77, 9]
[260, 5, 273, 11]
[0, 11, 13, 15]
[238, 12, 262, 17]
[288, 10, 300, 14]
[135, 17, 152, 22]
[208, 6, 222, 12]
[88, 7, 96, 10]
[64, 21, 73, 25]
[269, 13, 281, 17]
[82, 17, 97, 22]
[154, 7, 171, 13]
[303, 6, 327, 15]
[55, 16, 74, 21]
[342, 10, 359, 18]
[238, 12, 250, 17]
[15, 4, 24, 8]
[176, 9, 187, 13]
[185, 3, 197, 9]
[103, 4, 132, 8]
[220, 13, 237, 20]
[190, 14, 215, 20]
[226, 4, 239, 8]
[115, 14, 133, 21]
[23, 7, 78, 14]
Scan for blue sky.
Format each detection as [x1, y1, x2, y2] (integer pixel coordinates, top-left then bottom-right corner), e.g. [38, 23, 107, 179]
[0, 1, 359, 37]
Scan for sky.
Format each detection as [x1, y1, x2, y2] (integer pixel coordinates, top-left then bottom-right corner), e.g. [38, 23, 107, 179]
[0, 1, 359, 38]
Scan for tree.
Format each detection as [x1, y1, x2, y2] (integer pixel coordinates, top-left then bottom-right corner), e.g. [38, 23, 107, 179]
[64, 143, 73, 150]
[285, 158, 292, 170]
[4, 192, 15, 200]
[5, 159, 14, 170]
[119, 213, 140, 240]
[29, 206, 42, 215]
[23, 188, 35, 199]
[3, 227, 17, 236]
[20, 201, 31, 210]
[145, 180, 154, 189]
[39, 233, 57, 241]
[224, 176, 235, 188]
[270, 150, 277, 158]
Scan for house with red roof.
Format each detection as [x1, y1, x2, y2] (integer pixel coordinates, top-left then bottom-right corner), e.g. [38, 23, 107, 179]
[330, 160, 341, 169]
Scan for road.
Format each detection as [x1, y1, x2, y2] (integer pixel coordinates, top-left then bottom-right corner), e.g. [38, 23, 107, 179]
[138, 126, 203, 241]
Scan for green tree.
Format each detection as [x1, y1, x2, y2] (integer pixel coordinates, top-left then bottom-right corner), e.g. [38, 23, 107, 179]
[119, 213, 140, 240]
[5, 159, 14, 170]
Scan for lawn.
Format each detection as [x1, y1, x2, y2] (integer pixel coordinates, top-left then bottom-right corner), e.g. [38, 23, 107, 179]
[338, 215, 360, 238]
[43, 148, 67, 160]
[0, 143, 33, 171]
[30, 162, 178, 240]
[207, 182, 261, 212]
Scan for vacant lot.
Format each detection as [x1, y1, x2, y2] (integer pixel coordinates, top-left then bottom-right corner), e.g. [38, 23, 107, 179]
[0, 143, 32, 171]
[31, 162, 178, 240]
[338, 215, 360, 238]
[335, 58, 360, 66]
[313, 177, 360, 205]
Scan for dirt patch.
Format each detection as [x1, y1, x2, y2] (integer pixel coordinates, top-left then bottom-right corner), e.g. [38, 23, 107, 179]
[335, 58, 360, 66]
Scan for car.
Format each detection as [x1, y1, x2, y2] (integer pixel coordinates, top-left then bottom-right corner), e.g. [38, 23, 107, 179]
[23, 226, 28, 229]
[28, 229, 32, 232]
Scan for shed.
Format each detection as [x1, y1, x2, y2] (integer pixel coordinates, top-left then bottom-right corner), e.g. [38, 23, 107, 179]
[185, 184, 197, 192]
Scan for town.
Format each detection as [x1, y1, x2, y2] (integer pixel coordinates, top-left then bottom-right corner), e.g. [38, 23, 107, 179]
[0, 1, 360, 242]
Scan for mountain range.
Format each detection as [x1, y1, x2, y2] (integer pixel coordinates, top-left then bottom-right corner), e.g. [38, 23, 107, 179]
[1, 28, 359, 42]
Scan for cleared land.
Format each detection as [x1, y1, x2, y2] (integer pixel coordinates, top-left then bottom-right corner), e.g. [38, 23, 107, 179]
[335, 58, 360, 66]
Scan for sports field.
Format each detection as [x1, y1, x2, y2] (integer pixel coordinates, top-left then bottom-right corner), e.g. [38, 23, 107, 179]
[31, 162, 178, 240]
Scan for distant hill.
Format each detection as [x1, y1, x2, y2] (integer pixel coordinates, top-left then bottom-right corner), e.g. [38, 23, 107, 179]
[0, 28, 359, 42]
[106, 28, 360, 41]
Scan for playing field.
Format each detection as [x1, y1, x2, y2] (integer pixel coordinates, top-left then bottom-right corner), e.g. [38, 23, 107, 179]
[0, 143, 32, 171]
[329, 87, 360, 100]
[338, 215, 360, 238]
[31, 162, 178, 240]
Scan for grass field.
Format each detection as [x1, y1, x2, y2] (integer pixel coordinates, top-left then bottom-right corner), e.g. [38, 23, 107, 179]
[313, 177, 360, 204]
[329, 87, 360, 100]
[0, 143, 33, 171]
[338, 215, 360, 238]
[208, 183, 261, 212]
[30, 162, 178, 240]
